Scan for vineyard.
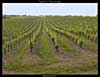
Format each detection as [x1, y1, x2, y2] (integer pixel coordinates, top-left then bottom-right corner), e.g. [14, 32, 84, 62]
[2, 16, 98, 74]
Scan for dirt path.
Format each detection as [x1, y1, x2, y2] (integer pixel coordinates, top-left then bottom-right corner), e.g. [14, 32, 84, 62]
[19, 29, 43, 65]
[3, 36, 29, 57]
[3, 36, 29, 64]
[59, 33, 97, 57]
[46, 31, 74, 63]
[32, 30, 42, 56]
[46, 30, 97, 67]
[3, 32, 42, 74]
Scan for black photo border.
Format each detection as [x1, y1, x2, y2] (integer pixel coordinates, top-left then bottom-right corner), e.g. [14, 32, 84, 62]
[1, 0, 99, 77]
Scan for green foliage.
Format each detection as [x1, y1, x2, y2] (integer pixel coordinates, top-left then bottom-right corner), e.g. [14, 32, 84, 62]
[3, 16, 98, 74]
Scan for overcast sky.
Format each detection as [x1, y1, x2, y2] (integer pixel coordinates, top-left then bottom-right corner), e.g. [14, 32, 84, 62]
[3, 3, 98, 16]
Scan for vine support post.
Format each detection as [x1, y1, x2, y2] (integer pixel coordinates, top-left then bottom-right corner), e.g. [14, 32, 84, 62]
[30, 34, 33, 53]
[56, 32, 59, 52]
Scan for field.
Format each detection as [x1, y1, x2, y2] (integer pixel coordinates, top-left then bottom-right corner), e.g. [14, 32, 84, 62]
[2, 16, 98, 74]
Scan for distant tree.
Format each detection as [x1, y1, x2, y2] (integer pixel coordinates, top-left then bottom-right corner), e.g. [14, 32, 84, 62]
[23, 14, 26, 16]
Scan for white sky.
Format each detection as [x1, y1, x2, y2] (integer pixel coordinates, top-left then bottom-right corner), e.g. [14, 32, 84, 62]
[3, 3, 98, 16]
